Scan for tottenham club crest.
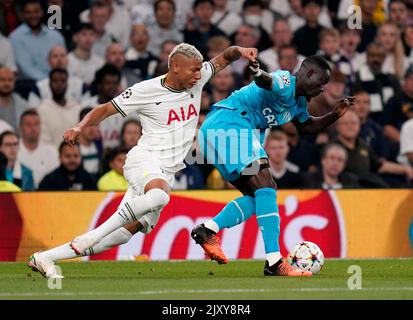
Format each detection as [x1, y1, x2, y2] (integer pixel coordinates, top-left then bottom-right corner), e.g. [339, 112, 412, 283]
[282, 75, 290, 86]
[122, 88, 132, 99]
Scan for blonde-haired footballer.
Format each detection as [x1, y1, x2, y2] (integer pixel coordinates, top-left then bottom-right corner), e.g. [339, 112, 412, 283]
[28, 43, 258, 278]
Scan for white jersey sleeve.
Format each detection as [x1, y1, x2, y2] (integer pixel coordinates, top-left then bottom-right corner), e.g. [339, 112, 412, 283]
[111, 83, 146, 117]
[198, 61, 216, 87]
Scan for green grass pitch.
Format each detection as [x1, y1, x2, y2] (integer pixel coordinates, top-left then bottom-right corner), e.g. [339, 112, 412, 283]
[0, 259, 412, 300]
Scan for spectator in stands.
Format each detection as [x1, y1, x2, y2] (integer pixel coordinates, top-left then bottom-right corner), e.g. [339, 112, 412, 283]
[308, 69, 346, 143]
[124, 24, 159, 86]
[147, 0, 184, 58]
[277, 45, 301, 74]
[376, 22, 408, 80]
[9, 0, 65, 81]
[105, 43, 128, 90]
[184, 0, 226, 58]
[285, 0, 332, 33]
[82, 64, 122, 149]
[97, 146, 128, 191]
[67, 23, 104, 85]
[259, 19, 304, 73]
[400, 117, 413, 166]
[87, 1, 117, 58]
[382, 64, 413, 159]
[282, 122, 318, 173]
[304, 143, 359, 189]
[334, 109, 413, 187]
[28, 46, 86, 108]
[119, 119, 142, 151]
[38, 68, 81, 147]
[209, 66, 235, 104]
[0, 152, 21, 192]
[38, 141, 96, 191]
[0, 131, 34, 190]
[0, 32, 17, 72]
[43, 0, 86, 48]
[231, 24, 263, 75]
[338, 24, 364, 93]
[265, 130, 304, 189]
[351, 90, 388, 158]
[158, 40, 180, 65]
[211, 0, 242, 37]
[292, 0, 325, 57]
[357, 0, 382, 52]
[354, 42, 401, 122]
[389, 0, 409, 29]
[0, 67, 28, 132]
[240, 0, 273, 51]
[206, 35, 231, 60]
[78, 107, 103, 180]
[17, 109, 59, 188]
[0, 0, 21, 36]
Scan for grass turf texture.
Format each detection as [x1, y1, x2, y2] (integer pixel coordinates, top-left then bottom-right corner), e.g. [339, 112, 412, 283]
[0, 259, 412, 300]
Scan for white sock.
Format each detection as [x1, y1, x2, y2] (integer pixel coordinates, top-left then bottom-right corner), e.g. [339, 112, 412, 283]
[41, 228, 133, 262]
[87, 189, 169, 242]
[266, 252, 282, 266]
[84, 227, 133, 256]
[204, 220, 220, 233]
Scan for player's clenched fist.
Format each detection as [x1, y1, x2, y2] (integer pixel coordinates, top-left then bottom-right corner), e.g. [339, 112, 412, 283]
[239, 47, 258, 62]
[333, 96, 355, 118]
[63, 126, 81, 145]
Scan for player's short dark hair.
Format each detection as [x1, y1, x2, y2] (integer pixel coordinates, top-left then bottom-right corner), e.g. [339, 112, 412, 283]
[321, 143, 348, 160]
[154, 0, 176, 12]
[278, 44, 298, 55]
[193, 0, 214, 10]
[79, 107, 93, 122]
[95, 64, 121, 85]
[20, 108, 39, 126]
[58, 141, 79, 155]
[107, 146, 129, 163]
[0, 131, 18, 146]
[49, 68, 68, 81]
[302, 55, 331, 73]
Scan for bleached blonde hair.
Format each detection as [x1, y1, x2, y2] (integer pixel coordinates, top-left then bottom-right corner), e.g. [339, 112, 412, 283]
[168, 43, 203, 68]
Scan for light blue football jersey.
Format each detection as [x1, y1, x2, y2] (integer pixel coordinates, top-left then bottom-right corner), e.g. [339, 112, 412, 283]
[212, 70, 310, 129]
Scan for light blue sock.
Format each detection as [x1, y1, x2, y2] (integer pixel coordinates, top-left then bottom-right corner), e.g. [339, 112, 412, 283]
[210, 196, 255, 231]
[255, 188, 280, 254]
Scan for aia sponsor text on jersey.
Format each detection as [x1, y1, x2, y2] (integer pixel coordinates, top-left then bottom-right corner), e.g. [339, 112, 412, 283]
[167, 104, 198, 125]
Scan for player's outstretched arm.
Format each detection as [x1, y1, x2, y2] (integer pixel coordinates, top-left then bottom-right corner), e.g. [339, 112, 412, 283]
[209, 46, 258, 74]
[292, 96, 355, 134]
[249, 60, 273, 91]
[63, 102, 118, 145]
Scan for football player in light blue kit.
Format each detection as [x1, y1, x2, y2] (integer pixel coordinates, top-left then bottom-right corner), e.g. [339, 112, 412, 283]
[192, 55, 354, 276]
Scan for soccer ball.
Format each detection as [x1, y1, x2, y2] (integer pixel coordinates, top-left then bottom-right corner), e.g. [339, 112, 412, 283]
[287, 241, 324, 274]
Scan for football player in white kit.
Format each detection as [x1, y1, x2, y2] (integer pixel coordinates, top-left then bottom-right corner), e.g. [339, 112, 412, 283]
[28, 43, 258, 278]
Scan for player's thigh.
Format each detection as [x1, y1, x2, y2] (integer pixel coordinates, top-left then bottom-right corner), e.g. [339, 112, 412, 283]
[123, 157, 174, 195]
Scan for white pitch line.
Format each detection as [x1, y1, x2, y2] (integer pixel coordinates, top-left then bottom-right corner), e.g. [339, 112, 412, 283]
[1, 287, 413, 297]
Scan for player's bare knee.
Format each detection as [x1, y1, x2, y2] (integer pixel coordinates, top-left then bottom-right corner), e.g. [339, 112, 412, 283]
[247, 167, 277, 192]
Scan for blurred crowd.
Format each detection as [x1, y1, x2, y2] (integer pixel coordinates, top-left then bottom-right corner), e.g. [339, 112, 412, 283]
[1, 0, 413, 192]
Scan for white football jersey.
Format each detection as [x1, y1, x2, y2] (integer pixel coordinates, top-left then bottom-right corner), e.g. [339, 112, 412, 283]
[111, 61, 215, 172]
